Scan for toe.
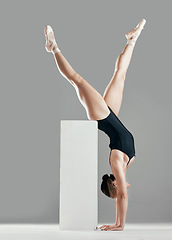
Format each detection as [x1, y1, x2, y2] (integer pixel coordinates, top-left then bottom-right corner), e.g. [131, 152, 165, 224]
[46, 25, 54, 35]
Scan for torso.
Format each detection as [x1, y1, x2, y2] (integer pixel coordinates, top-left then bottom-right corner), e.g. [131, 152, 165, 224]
[97, 106, 136, 163]
[96, 105, 136, 171]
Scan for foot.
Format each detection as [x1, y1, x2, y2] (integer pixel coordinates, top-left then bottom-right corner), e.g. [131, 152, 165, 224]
[44, 25, 60, 53]
[125, 19, 146, 46]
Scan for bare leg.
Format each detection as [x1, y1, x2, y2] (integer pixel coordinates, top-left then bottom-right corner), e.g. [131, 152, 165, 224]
[103, 43, 135, 116]
[52, 51, 78, 86]
[115, 43, 134, 79]
[103, 19, 146, 116]
[44, 26, 110, 120]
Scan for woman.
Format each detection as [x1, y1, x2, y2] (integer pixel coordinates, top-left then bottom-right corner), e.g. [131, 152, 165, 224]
[44, 19, 146, 231]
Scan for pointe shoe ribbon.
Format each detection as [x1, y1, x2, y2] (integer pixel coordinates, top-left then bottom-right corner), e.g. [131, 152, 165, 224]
[51, 42, 61, 54]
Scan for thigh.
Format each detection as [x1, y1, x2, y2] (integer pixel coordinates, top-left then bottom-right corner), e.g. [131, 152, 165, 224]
[103, 71, 125, 116]
[72, 75, 110, 121]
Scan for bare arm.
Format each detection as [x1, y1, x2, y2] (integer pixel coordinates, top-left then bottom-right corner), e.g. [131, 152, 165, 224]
[115, 198, 120, 225]
[100, 162, 128, 231]
[115, 181, 130, 225]
[111, 160, 128, 229]
[116, 192, 128, 228]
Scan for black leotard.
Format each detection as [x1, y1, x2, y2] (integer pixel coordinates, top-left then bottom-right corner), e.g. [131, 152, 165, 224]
[97, 106, 136, 166]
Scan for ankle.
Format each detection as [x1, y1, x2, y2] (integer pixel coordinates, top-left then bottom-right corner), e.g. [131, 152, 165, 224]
[51, 42, 61, 54]
[127, 37, 136, 47]
[52, 46, 61, 54]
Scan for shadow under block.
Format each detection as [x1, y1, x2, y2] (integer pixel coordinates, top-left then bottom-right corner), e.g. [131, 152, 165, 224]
[59, 120, 98, 230]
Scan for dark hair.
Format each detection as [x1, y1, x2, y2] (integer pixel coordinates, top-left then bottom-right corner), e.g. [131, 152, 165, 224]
[101, 174, 116, 197]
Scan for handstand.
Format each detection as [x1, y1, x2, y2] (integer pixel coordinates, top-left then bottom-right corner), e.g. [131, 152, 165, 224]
[44, 19, 146, 231]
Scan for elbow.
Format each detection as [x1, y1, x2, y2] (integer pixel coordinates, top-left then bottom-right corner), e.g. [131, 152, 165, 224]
[68, 72, 83, 82]
[67, 71, 77, 81]
[117, 192, 128, 199]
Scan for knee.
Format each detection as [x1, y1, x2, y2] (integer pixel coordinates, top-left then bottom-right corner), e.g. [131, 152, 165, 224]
[114, 69, 126, 83]
[68, 72, 84, 85]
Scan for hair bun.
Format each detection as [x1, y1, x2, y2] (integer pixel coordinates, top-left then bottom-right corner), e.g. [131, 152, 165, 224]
[110, 174, 115, 181]
[102, 174, 109, 181]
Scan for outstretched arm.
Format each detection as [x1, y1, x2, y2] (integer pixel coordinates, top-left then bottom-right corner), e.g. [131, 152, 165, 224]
[115, 198, 120, 225]
[114, 198, 123, 229]
[115, 182, 130, 225]
[116, 192, 128, 229]
[113, 160, 128, 229]
[100, 159, 128, 231]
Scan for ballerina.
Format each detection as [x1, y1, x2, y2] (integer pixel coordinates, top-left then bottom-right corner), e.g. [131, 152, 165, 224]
[44, 18, 146, 231]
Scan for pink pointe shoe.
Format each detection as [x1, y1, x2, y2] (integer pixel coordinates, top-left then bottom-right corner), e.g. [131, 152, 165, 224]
[125, 19, 146, 46]
[44, 25, 61, 54]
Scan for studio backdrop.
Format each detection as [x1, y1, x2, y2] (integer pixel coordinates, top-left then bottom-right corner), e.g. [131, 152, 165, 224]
[0, 0, 171, 224]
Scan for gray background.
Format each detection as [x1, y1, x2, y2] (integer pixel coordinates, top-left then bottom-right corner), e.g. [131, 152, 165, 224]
[0, 0, 171, 224]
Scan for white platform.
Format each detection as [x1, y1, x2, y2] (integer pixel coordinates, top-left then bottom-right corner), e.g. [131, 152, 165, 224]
[0, 224, 172, 240]
[59, 120, 98, 230]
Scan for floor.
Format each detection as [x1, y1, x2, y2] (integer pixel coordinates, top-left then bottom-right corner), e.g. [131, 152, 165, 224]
[0, 224, 172, 240]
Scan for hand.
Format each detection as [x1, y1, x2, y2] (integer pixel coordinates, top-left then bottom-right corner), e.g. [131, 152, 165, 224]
[99, 224, 124, 231]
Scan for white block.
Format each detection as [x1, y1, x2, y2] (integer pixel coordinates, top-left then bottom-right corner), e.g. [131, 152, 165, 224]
[59, 120, 98, 230]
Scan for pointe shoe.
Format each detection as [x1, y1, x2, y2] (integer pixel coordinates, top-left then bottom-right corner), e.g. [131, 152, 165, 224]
[125, 19, 146, 46]
[44, 25, 61, 53]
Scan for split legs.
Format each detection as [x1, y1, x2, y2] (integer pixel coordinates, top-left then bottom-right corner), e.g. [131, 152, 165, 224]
[44, 19, 145, 120]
